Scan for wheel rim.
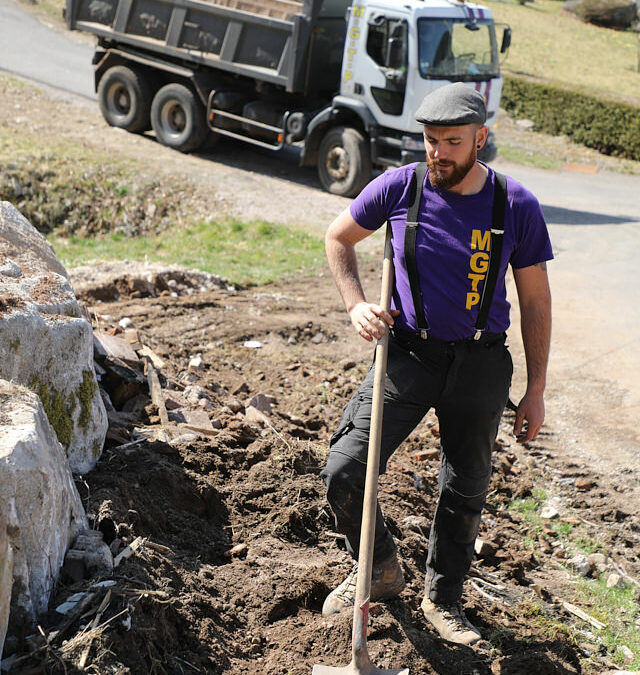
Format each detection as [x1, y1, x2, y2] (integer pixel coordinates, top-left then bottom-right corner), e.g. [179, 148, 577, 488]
[326, 145, 349, 181]
[159, 100, 188, 141]
[106, 82, 132, 120]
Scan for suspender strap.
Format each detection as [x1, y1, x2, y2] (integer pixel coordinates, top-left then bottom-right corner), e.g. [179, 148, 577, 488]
[403, 162, 429, 338]
[474, 170, 507, 339]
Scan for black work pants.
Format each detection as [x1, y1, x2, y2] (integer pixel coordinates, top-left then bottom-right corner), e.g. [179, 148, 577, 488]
[320, 329, 512, 603]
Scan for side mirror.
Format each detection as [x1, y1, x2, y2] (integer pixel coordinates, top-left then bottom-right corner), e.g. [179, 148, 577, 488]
[500, 27, 512, 53]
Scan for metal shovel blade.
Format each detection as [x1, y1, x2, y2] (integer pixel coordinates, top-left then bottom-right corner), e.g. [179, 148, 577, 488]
[312, 664, 409, 675]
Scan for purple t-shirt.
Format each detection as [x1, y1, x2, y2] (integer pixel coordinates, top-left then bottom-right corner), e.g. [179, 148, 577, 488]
[350, 163, 553, 341]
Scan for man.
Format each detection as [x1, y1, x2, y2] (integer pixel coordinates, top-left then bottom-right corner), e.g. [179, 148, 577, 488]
[320, 83, 552, 646]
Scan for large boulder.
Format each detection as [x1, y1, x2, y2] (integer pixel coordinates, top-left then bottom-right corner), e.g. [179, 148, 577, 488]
[563, 0, 638, 28]
[0, 380, 87, 642]
[0, 202, 107, 473]
[0, 504, 13, 662]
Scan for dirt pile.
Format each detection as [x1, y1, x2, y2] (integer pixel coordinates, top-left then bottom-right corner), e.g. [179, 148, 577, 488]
[4, 263, 640, 675]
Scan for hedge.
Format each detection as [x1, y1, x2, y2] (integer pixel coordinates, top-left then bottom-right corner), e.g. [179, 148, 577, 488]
[501, 76, 640, 161]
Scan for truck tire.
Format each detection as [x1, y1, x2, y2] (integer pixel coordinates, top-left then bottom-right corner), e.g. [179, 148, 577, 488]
[98, 66, 152, 133]
[317, 126, 371, 197]
[150, 84, 208, 153]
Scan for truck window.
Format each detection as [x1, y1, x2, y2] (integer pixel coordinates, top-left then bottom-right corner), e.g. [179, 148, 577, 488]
[417, 18, 499, 80]
[366, 17, 407, 70]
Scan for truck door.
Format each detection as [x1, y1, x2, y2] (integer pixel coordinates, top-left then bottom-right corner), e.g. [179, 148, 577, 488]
[340, 5, 409, 130]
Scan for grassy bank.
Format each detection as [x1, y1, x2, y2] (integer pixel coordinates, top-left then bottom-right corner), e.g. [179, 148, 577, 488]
[49, 220, 326, 286]
[487, 0, 640, 105]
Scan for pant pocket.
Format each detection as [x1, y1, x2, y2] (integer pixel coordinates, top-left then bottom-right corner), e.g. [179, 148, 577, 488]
[329, 393, 364, 449]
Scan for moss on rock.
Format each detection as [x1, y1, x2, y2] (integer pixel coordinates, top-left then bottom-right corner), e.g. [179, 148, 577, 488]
[29, 377, 76, 447]
[77, 369, 96, 428]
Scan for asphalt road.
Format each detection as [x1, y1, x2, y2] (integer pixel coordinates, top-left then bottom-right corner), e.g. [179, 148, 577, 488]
[1, 0, 639, 480]
[0, 0, 95, 99]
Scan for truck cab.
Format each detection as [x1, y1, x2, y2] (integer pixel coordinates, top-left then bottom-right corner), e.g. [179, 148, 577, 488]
[305, 0, 507, 195]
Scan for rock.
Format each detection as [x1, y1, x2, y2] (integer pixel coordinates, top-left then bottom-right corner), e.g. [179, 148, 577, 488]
[94, 332, 140, 366]
[243, 340, 262, 349]
[587, 552, 608, 572]
[0, 202, 67, 277]
[68, 530, 114, 578]
[402, 515, 430, 533]
[540, 506, 559, 519]
[118, 317, 133, 329]
[415, 448, 440, 461]
[182, 409, 215, 432]
[0, 380, 87, 638]
[0, 203, 107, 473]
[606, 572, 626, 588]
[226, 397, 244, 414]
[188, 355, 204, 372]
[0, 260, 21, 278]
[55, 591, 88, 615]
[563, 0, 638, 28]
[183, 384, 209, 406]
[311, 333, 324, 344]
[475, 539, 497, 557]
[340, 359, 357, 371]
[226, 543, 248, 558]
[616, 645, 634, 665]
[575, 477, 595, 490]
[245, 406, 269, 427]
[567, 554, 591, 577]
[247, 392, 275, 415]
[0, 506, 13, 662]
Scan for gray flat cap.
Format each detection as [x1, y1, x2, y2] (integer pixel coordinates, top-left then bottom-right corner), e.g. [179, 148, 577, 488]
[415, 82, 486, 126]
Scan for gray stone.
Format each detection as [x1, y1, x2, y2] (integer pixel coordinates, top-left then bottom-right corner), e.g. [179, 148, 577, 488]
[0, 380, 87, 638]
[0, 202, 107, 473]
[567, 554, 591, 577]
[563, 0, 638, 28]
[247, 392, 275, 415]
[0, 505, 14, 662]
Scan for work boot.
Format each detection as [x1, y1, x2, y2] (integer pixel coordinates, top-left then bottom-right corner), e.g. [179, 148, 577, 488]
[421, 598, 481, 645]
[322, 553, 405, 617]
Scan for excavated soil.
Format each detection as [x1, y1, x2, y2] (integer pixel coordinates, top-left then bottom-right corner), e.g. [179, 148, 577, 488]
[7, 262, 639, 675]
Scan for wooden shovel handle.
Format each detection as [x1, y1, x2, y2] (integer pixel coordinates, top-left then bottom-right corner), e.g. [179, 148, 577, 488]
[350, 222, 394, 666]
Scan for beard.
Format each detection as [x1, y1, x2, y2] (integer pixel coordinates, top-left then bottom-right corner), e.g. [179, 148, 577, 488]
[426, 144, 477, 190]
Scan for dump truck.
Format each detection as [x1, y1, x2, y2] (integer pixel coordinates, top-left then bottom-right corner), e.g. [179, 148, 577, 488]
[65, 0, 511, 196]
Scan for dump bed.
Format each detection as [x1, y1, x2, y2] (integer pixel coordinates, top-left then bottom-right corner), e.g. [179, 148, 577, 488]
[66, 0, 348, 92]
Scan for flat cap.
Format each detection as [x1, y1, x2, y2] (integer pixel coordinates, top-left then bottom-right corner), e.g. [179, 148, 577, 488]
[415, 82, 486, 126]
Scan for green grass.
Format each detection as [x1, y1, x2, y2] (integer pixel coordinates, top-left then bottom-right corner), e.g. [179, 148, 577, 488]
[49, 219, 326, 286]
[487, 0, 640, 105]
[498, 144, 564, 170]
[574, 575, 640, 669]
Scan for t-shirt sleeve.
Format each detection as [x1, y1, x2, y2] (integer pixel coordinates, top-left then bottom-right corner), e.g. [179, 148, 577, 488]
[509, 185, 554, 269]
[349, 171, 390, 231]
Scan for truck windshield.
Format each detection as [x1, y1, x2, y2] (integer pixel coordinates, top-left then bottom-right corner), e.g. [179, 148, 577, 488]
[417, 18, 499, 80]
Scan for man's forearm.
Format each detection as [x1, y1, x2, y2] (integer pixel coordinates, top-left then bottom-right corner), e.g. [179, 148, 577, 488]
[326, 236, 367, 313]
[520, 300, 551, 394]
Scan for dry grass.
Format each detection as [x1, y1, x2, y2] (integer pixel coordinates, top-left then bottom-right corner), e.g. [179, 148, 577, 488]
[488, 0, 640, 104]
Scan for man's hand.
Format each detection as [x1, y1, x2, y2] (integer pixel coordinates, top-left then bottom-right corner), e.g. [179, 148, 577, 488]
[513, 390, 545, 443]
[350, 302, 400, 342]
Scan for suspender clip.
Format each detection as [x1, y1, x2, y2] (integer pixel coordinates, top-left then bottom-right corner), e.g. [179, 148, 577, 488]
[474, 329, 483, 341]
[420, 329, 429, 340]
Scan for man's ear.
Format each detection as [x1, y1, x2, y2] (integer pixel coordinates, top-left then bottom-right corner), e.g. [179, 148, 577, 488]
[475, 125, 489, 150]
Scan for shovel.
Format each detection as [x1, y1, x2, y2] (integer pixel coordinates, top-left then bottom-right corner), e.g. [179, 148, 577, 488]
[313, 224, 409, 675]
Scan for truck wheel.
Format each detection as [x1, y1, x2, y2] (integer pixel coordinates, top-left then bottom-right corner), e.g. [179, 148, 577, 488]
[150, 84, 208, 153]
[98, 66, 152, 133]
[317, 126, 371, 197]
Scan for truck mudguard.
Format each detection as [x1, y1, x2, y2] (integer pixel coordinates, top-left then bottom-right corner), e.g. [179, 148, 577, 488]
[301, 96, 377, 167]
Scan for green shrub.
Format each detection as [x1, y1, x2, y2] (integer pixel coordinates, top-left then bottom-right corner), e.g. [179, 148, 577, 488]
[502, 76, 640, 161]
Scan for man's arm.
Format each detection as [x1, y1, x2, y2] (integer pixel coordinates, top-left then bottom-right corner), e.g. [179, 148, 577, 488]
[512, 261, 552, 443]
[326, 208, 398, 342]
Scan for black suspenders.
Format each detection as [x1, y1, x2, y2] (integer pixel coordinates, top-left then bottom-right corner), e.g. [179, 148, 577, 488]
[403, 164, 507, 340]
